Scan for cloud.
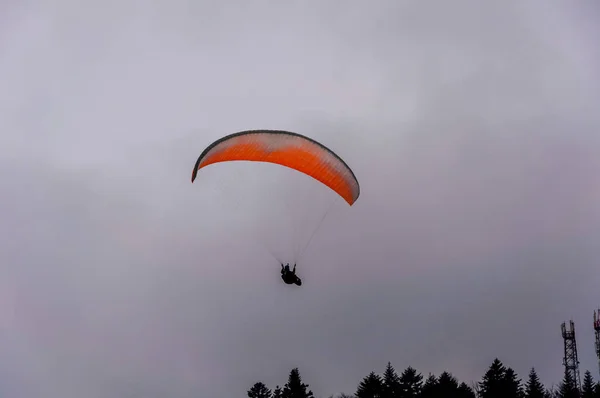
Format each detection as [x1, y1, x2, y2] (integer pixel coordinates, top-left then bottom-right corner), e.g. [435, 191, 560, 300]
[1, 0, 599, 397]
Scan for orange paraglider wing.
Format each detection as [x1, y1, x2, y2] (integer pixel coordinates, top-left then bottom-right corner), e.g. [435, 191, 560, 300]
[191, 130, 360, 205]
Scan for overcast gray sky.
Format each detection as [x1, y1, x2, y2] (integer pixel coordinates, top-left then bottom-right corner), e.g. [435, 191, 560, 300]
[1, 1, 599, 397]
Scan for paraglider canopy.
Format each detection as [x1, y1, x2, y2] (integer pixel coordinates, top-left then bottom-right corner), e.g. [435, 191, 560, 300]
[191, 129, 360, 206]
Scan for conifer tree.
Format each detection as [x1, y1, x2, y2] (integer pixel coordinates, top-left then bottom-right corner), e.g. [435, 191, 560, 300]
[457, 382, 477, 398]
[525, 368, 546, 398]
[557, 371, 579, 398]
[356, 371, 383, 398]
[419, 374, 438, 398]
[479, 358, 507, 398]
[545, 385, 558, 398]
[273, 386, 282, 398]
[582, 371, 595, 398]
[503, 367, 524, 398]
[381, 362, 401, 398]
[398, 366, 422, 397]
[248, 382, 272, 398]
[282, 368, 314, 398]
[437, 371, 460, 395]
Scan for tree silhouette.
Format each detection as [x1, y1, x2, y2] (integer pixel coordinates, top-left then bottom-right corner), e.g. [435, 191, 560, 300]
[419, 374, 437, 398]
[503, 367, 525, 398]
[246, 358, 595, 398]
[557, 371, 579, 398]
[525, 368, 546, 398]
[437, 371, 460, 395]
[582, 371, 595, 398]
[248, 382, 272, 398]
[398, 366, 422, 397]
[545, 386, 557, 398]
[457, 382, 477, 398]
[381, 362, 401, 397]
[282, 368, 314, 398]
[479, 358, 507, 398]
[356, 371, 383, 398]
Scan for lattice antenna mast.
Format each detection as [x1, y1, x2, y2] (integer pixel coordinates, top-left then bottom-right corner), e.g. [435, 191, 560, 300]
[594, 310, 600, 378]
[562, 320, 582, 391]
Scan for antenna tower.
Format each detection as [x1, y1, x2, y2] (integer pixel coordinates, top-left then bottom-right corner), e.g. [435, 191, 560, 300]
[561, 320, 581, 391]
[594, 310, 600, 378]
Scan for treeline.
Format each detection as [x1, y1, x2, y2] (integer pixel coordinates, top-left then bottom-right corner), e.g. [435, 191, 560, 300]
[247, 358, 600, 398]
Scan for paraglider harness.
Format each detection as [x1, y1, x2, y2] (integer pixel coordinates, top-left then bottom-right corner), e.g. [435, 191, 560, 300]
[281, 263, 302, 286]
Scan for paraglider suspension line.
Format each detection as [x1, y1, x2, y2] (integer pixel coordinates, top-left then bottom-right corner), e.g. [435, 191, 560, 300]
[296, 197, 339, 263]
